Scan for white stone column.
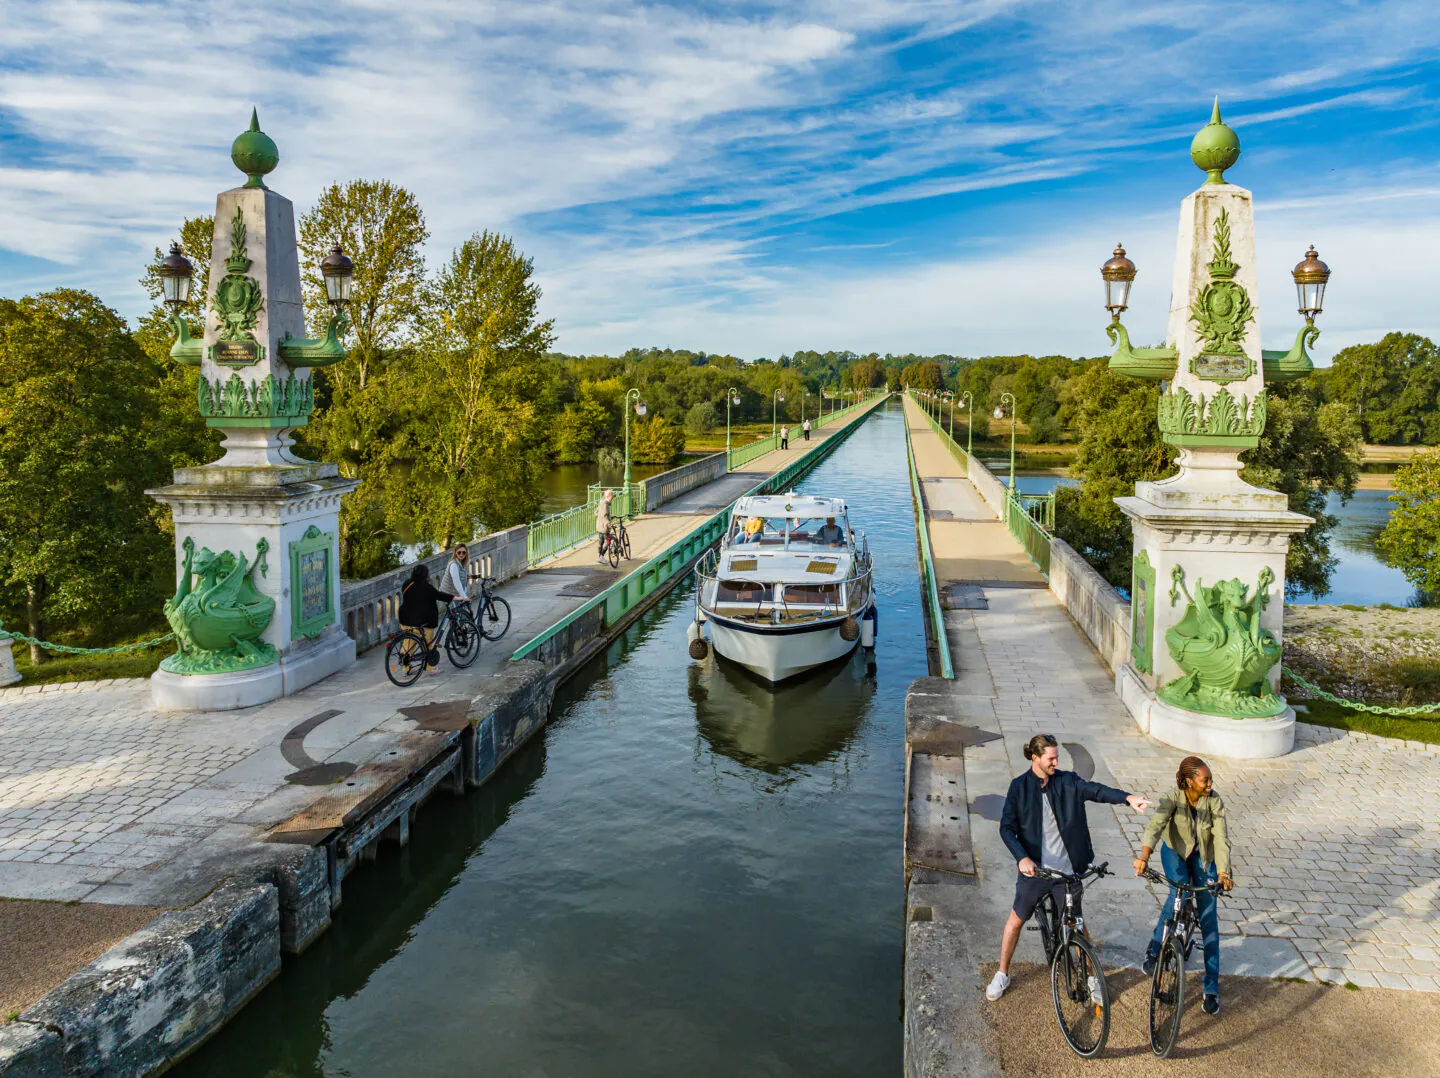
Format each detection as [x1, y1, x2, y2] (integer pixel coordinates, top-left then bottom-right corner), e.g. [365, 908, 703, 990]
[0, 638, 19, 687]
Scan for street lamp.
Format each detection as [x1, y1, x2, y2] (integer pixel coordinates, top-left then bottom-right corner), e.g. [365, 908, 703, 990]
[624, 388, 645, 486]
[995, 391, 1017, 492]
[772, 390, 785, 439]
[321, 243, 354, 307]
[942, 390, 954, 439]
[1292, 245, 1330, 324]
[801, 388, 808, 426]
[725, 387, 742, 461]
[157, 244, 198, 360]
[1101, 243, 1136, 322]
[958, 391, 974, 457]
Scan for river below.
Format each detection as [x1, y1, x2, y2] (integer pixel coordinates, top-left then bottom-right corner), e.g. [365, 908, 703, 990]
[177, 403, 917, 1076]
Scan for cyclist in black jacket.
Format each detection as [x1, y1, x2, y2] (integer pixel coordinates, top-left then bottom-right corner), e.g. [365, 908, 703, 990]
[397, 565, 458, 672]
[986, 733, 1150, 1002]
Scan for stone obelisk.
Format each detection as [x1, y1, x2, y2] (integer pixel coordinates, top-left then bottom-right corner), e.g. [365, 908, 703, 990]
[1110, 103, 1315, 758]
[148, 113, 358, 711]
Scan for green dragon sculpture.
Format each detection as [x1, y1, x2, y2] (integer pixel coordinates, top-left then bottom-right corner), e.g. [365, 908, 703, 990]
[161, 536, 279, 675]
[1158, 566, 1287, 718]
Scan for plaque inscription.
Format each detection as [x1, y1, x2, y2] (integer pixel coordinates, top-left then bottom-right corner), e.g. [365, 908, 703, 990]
[1192, 352, 1250, 382]
[210, 340, 262, 367]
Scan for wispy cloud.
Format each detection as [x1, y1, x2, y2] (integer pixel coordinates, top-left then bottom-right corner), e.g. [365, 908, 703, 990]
[1, 0, 1439, 357]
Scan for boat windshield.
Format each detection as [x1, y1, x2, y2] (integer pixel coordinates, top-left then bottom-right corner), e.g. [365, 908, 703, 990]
[728, 516, 790, 546]
[787, 517, 849, 550]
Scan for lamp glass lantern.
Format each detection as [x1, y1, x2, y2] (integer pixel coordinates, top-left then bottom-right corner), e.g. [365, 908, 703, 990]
[635, 402, 647, 417]
[1292, 245, 1330, 324]
[320, 244, 355, 306]
[158, 244, 194, 308]
[1101, 243, 1137, 320]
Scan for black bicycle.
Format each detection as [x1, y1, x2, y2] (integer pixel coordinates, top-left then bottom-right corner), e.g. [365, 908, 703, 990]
[1030, 863, 1113, 1058]
[1142, 868, 1227, 1058]
[385, 600, 479, 687]
[599, 517, 632, 568]
[474, 576, 511, 641]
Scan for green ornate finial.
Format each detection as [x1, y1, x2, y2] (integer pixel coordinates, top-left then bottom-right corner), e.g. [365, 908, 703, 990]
[1190, 97, 1240, 185]
[231, 108, 279, 189]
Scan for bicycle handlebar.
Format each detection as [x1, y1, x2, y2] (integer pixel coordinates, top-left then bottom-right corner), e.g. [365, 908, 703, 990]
[1140, 868, 1227, 895]
[1033, 861, 1110, 883]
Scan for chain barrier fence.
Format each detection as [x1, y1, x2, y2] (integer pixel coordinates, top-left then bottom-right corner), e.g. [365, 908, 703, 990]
[1282, 665, 1440, 718]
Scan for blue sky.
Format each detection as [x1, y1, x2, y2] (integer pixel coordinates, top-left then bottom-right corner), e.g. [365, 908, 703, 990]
[2, 0, 1440, 361]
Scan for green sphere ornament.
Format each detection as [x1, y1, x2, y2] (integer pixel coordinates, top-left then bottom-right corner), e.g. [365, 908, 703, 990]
[1191, 97, 1240, 185]
[231, 108, 279, 189]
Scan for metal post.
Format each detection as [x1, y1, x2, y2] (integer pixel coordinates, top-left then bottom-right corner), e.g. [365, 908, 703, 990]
[959, 391, 973, 456]
[624, 387, 641, 489]
[726, 385, 739, 463]
[999, 390, 1017, 492]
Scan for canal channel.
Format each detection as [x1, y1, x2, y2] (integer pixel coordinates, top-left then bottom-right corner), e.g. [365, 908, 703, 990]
[177, 401, 921, 1076]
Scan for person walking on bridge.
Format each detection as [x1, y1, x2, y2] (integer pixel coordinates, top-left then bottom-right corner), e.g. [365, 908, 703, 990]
[986, 733, 1151, 1002]
[802, 418, 811, 441]
[780, 425, 789, 450]
[595, 489, 616, 564]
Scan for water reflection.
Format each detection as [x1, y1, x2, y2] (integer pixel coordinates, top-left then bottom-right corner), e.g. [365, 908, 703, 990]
[689, 650, 874, 774]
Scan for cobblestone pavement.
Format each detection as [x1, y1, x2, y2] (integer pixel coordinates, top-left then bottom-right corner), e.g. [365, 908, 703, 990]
[967, 586, 1440, 993]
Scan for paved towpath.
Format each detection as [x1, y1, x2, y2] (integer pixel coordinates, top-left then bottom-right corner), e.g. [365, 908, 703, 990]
[905, 393, 1440, 994]
[0, 401, 884, 1014]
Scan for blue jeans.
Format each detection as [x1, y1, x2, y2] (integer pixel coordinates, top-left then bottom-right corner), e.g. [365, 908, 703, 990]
[1147, 844, 1220, 996]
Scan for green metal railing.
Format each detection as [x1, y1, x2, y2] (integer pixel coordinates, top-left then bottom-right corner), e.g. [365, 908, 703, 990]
[908, 390, 1054, 578]
[514, 393, 889, 664]
[727, 433, 778, 470]
[903, 413, 954, 680]
[586, 482, 644, 518]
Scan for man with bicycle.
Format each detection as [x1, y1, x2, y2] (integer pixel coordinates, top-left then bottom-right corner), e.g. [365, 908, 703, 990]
[987, 733, 1151, 1002]
[595, 489, 615, 564]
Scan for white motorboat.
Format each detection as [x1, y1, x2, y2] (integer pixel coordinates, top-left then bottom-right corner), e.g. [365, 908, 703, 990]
[692, 493, 875, 684]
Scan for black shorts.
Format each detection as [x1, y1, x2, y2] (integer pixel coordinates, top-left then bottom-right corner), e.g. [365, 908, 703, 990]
[1012, 872, 1082, 921]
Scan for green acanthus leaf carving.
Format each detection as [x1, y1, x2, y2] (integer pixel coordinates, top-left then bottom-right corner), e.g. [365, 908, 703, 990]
[197, 373, 315, 420]
[1189, 208, 1254, 357]
[1156, 386, 1266, 439]
[1158, 566, 1286, 718]
[161, 536, 278, 675]
[212, 207, 265, 344]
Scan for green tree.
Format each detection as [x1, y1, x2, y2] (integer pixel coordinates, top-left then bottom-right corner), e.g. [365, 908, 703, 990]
[1327, 333, 1440, 445]
[685, 401, 717, 435]
[391, 231, 556, 546]
[0, 291, 172, 661]
[1376, 449, 1440, 596]
[631, 415, 687, 463]
[297, 180, 429, 573]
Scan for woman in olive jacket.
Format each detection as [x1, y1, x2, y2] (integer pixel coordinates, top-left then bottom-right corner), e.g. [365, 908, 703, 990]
[1133, 756, 1233, 1016]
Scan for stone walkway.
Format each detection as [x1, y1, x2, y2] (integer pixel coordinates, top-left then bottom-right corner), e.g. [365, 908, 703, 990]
[905, 393, 1440, 994]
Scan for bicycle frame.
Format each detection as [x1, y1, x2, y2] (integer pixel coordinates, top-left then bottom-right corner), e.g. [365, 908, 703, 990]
[1145, 868, 1223, 959]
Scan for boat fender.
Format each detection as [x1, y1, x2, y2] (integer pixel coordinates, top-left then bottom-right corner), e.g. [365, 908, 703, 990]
[840, 616, 860, 642]
[688, 636, 710, 660]
[860, 609, 876, 649]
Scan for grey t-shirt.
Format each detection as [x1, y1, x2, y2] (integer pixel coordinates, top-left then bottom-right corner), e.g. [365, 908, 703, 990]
[1040, 790, 1075, 874]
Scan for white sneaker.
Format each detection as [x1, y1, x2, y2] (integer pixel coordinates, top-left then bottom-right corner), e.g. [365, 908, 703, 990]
[985, 971, 1011, 1001]
[1088, 975, 1103, 1006]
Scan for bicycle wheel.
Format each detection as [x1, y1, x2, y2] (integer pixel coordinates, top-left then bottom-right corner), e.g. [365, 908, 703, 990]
[621, 528, 632, 560]
[385, 631, 427, 687]
[1052, 934, 1110, 1058]
[1149, 935, 1186, 1058]
[446, 613, 480, 668]
[606, 536, 620, 568]
[481, 596, 511, 641]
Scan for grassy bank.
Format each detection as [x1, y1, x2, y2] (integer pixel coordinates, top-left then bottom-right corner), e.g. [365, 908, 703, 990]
[9, 638, 169, 687]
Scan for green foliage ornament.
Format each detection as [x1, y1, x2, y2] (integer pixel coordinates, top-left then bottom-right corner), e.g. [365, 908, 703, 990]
[210, 207, 265, 364]
[161, 536, 278, 675]
[197, 372, 314, 426]
[1189, 208, 1255, 379]
[1159, 566, 1287, 718]
[1157, 386, 1266, 445]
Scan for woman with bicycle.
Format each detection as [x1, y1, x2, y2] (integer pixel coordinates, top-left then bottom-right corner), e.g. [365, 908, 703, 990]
[447, 544, 472, 614]
[397, 565, 459, 674]
[1133, 756, 1232, 1017]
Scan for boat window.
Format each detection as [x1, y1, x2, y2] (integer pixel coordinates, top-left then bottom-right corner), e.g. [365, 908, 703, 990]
[788, 517, 848, 548]
[783, 583, 841, 605]
[731, 516, 788, 546]
[716, 580, 773, 602]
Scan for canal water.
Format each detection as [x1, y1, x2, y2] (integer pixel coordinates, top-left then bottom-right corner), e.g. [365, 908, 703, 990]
[178, 403, 918, 1076]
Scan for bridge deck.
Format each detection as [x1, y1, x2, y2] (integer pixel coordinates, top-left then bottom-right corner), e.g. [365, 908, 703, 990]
[902, 396, 1043, 586]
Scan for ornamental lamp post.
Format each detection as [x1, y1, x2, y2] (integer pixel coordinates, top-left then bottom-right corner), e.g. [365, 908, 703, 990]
[320, 244, 354, 307]
[958, 390, 974, 456]
[623, 388, 644, 486]
[995, 392, 1017, 491]
[1096, 99, 1326, 759]
[772, 390, 785, 439]
[157, 244, 196, 359]
[1292, 246, 1330, 324]
[726, 387, 741, 459]
[942, 390, 954, 439]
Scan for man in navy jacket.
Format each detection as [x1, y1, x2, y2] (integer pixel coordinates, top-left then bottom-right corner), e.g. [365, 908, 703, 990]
[986, 733, 1150, 1002]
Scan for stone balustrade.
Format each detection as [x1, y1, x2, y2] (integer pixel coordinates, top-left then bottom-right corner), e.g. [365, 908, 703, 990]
[340, 525, 528, 653]
[1048, 536, 1133, 674]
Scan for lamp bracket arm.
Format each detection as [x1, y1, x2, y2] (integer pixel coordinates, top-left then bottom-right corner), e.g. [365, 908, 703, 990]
[1105, 320, 1178, 381]
[168, 310, 204, 367]
[1261, 323, 1318, 382]
[277, 310, 349, 367]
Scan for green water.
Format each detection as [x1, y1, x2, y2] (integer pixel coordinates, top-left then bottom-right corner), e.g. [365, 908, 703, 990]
[177, 403, 918, 1076]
